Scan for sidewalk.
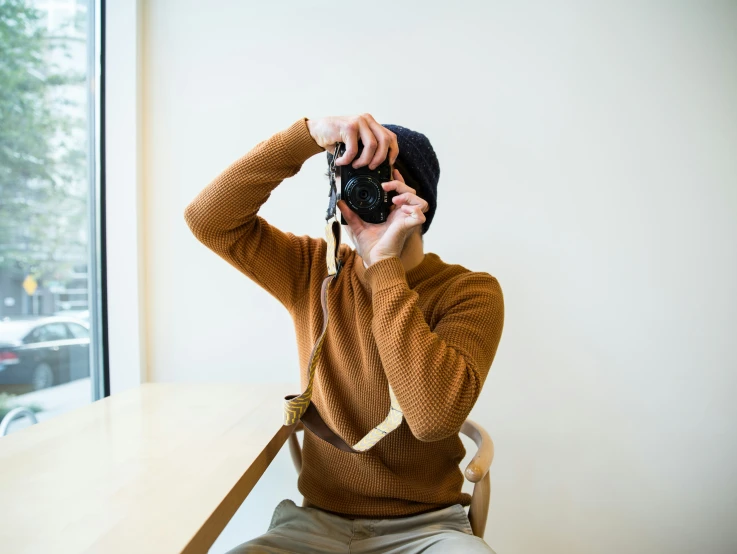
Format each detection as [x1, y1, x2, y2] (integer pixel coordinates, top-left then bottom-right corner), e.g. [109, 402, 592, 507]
[3, 378, 92, 435]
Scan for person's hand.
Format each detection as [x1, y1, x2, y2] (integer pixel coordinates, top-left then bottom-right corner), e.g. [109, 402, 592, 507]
[337, 168, 428, 267]
[307, 114, 399, 170]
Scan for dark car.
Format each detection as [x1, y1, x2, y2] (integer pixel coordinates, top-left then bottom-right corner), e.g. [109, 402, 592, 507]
[0, 317, 90, 391]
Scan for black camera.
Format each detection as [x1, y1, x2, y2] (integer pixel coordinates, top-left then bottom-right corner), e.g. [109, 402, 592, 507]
[328, 141, 397, 225]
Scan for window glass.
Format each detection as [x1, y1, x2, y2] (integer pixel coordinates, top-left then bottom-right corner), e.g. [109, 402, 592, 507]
[67, 323, 90, 339]
[0, 0, 101, 428]
[26, 323, 70, 344]
[39, 323, 71, 342]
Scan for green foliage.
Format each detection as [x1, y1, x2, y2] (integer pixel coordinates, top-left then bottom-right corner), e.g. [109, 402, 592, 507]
[0, 0, 88, 280]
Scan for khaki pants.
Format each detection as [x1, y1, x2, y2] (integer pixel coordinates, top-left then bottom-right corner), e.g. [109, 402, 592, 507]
[226, 498, 496, 554]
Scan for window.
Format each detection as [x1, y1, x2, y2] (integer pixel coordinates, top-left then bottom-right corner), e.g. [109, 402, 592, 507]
[26, 323, 71, 344]
[66, 322, 89, 339]
[0, 0, 104, 431]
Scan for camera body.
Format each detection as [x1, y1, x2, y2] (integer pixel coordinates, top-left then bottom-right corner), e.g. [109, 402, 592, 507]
[334, 141, 397, 225]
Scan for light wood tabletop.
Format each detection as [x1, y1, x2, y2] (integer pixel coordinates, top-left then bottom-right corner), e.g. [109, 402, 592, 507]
[0, 382, 298, 554]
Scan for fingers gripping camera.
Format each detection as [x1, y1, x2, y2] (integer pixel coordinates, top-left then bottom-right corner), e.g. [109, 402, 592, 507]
[327, 141, 398, 225]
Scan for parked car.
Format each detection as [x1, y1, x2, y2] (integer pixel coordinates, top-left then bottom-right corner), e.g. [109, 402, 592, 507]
[0, 317, 90, 391]
[52, 309, 90, 321]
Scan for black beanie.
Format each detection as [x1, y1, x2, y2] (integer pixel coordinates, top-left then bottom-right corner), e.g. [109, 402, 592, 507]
[381, 124, 440, 235]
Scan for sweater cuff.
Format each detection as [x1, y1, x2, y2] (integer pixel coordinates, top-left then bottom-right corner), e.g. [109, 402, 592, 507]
[281, 117, 325, 165]
[364, 256, 408, 293]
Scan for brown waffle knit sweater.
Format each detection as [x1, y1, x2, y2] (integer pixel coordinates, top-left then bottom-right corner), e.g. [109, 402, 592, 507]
[184, 117, 504, 518]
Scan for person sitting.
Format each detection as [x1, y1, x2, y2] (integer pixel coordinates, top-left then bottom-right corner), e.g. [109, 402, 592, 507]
[184, 113, 505, 553]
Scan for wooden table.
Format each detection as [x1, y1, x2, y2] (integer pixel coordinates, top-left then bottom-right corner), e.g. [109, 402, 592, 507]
[0, 382, 298, 554]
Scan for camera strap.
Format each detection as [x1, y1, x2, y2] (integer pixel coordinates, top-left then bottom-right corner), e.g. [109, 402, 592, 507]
[282, 148, 404, 452]
[283, 265, 404, 452]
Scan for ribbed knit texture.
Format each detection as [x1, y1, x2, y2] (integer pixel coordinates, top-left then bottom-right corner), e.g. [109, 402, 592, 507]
[184, 117, 505, 518]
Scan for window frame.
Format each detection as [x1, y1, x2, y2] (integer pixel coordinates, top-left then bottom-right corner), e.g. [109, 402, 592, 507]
[87, 0, 109, 401]
[103, 0, 148, 395]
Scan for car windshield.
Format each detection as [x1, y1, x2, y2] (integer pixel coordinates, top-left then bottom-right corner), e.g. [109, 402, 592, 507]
[0, 320, 36, 343]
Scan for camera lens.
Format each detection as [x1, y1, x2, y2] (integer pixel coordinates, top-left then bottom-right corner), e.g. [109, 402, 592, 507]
[345, 175, 381, 213]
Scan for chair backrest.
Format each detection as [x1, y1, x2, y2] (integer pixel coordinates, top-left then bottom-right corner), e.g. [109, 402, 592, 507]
[287, 418, 494, 539]
[0, 407, 39, 436]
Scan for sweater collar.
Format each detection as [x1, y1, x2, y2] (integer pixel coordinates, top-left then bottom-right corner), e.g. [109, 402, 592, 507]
[352, 249, 439, 289]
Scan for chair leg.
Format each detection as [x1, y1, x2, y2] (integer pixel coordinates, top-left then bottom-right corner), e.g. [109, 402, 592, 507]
[467, 472, 490, 539]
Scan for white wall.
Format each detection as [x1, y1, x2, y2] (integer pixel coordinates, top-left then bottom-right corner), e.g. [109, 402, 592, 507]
[139, 1, 737, 552]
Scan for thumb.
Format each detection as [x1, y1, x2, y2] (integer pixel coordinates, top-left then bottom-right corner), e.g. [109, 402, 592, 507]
[337, 200, 363, 229]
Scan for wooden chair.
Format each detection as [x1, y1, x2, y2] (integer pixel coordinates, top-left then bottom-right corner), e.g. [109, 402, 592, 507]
[287, 419, 494, 539]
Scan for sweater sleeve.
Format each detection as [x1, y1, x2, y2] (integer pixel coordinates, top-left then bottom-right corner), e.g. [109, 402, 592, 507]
[184, 117, 326, 312]
[364, 256, 504, 442]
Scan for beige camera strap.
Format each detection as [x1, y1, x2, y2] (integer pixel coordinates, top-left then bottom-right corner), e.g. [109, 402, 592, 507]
[283, 216, 404, 452]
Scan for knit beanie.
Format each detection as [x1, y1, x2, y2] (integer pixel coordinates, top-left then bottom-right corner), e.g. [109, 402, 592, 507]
[381, 123, 440, 235]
